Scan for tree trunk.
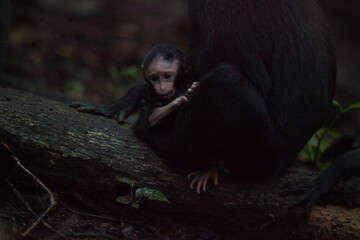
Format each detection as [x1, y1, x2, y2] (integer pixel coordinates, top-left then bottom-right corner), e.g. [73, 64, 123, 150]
[1, 87, 360, 239]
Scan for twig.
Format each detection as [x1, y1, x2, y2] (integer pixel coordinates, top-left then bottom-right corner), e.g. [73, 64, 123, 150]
[61, 202, 123, 222]
[61, 202, 146, 225]
[0, 213, 16, 221]
[5, 179, 69, 240]
[69, 232, 118, 239]
[11, 155, 56, 236]
[1, 141, 58, 237]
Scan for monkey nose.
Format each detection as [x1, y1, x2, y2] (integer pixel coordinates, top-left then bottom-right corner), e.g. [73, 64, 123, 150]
[159, 85, 166, 93]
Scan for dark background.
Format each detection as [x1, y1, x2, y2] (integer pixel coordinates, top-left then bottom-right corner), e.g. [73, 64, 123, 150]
[0, 1, 359, 239]
[2, 0, 360, 129]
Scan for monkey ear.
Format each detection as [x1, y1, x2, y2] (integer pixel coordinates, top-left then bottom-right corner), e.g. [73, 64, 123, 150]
[184, 56, 190, 73]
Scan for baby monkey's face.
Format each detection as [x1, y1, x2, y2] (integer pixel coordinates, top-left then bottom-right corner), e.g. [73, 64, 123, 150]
[145, 58, 180, 100]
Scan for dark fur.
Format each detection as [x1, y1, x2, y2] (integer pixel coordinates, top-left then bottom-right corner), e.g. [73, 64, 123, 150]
[283, 129, 360, 208]
[141, 44, 189, 106]
[135, 45, 190, 150]
[72, 0, 339, 206]
[141, 0, 335, 180]
[70, 45, 189, 123]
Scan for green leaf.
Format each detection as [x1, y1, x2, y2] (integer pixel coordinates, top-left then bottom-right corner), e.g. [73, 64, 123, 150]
[326, 130, 341, 138]
[65, 80, 84, 97]
[116, 195, 131, 205]
[343, 102, 360, 113]
[318, 138, 332, 153]
[121, 65, 142, 78]
[130, 203, 140, 209]
[332, 99, 343, 112]
[306, 134, 320, 148]
[316, 128, 327, 135]
[134, 188, 143, 199]
[116, 177, 135, 188]
[135, 188, 170, 203]
[298, 146, 313, 162]
[316, 161, 331, 171]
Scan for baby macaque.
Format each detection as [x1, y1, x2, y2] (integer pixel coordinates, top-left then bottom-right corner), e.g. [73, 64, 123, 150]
[138, 46, 227, 195]
[140, 44, 198, 127]
[70, 44, 197, 124]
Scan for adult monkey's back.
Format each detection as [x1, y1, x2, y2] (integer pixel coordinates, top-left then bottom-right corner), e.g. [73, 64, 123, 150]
[164, 0, 336, 189]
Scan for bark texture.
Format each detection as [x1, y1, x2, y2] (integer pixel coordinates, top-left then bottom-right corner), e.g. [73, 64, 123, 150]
[1, 87, 360, 239]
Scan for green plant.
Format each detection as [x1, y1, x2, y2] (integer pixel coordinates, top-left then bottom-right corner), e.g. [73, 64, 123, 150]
[299, 100, 360, 168]
[115, 177, 170, 208]
[65, 80, 84, 98]
[107, 65, 143, 99]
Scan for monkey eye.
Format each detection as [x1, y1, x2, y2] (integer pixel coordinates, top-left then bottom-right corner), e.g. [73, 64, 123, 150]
[164, 73, 171, 79]
[151, 76, 159, 81]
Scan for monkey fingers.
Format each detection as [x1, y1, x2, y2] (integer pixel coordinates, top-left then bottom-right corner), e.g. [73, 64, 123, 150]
[70, 101, 91, 109]
[70, 101, 100, 113]
[186, 82, 199, 95]
[116, 111, 131, 124]
[173, 96, 188, 106]
[192, 82, 199, 88]
[76, 106, 97, 112]
[187, 167, 220, 194]
[188, 170, 211, 194]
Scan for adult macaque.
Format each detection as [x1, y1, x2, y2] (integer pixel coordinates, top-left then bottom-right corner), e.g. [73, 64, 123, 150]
[284, 128, 360, 207]
[72, 0, 341, 207]
[132, 0, 336, 199]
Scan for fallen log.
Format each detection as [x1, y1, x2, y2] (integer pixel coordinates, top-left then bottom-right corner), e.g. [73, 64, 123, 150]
[1, 86, 360, 239]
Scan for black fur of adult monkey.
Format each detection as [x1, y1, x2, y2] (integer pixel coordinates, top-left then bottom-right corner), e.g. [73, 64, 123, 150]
[73, 0, 338, 205]
[164, 0, 335, 195]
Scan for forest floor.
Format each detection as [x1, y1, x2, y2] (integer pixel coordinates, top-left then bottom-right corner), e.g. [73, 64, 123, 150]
[1, 181, 231, 239]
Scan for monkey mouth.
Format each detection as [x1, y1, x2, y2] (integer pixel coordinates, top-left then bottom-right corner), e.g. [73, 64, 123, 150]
[159, 91, 175, 99]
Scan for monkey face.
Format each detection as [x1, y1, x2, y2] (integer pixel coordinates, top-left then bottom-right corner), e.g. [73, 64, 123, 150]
[145, 58, 180, 100]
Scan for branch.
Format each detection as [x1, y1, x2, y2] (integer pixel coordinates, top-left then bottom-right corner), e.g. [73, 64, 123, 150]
[1, 87, 360, 239]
